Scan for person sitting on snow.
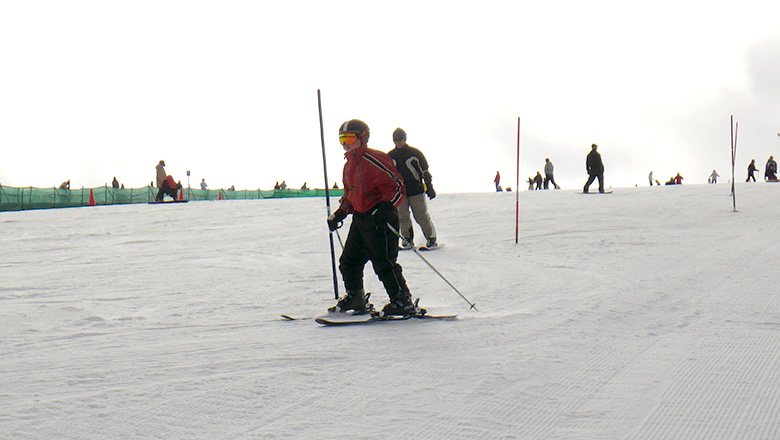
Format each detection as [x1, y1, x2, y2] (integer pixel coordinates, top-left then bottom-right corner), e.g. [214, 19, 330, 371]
[156, 175, 182, 201]
[766, 156, 778, 181]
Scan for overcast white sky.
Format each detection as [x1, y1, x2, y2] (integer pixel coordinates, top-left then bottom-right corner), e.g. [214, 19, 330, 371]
[2, 0, 779, 192]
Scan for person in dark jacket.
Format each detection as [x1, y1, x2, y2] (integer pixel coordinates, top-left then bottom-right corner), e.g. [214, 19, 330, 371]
[583, 143, 605, 193]
[746, 159, 758, 182]
[533, 172, 543, 190]
[387, 127, 437, 249]
[327, 119, 422, 317]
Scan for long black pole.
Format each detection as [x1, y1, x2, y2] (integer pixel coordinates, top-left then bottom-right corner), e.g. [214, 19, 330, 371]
[318, 89, 340, 300]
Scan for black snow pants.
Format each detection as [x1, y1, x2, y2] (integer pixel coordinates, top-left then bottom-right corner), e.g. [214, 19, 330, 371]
[584, 172, 604, 193]
[339, 205, 410, 302]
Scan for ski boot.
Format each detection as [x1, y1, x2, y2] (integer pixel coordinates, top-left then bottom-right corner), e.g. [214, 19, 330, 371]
[399, 238, 415, 250]
[425, 238, 438, 249]
[379, 293, 425, 317]
[328, 289, 372, 315]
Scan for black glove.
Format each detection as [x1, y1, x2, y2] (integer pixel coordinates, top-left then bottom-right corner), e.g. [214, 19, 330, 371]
[426, 184, 436, 199]
[423, 173, 436, 199]
[327, 208, 347, 231]
[371, 201, 397, 228]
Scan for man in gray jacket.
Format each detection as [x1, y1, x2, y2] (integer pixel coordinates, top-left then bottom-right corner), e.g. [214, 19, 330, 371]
[544, 158, 560, 189]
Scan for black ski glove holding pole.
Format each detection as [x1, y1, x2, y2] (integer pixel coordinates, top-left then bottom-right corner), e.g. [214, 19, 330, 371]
[327, 208, 347, 231]
[371, 201, 398, 228]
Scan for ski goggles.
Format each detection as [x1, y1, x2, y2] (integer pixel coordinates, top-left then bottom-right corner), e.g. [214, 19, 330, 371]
[339, 133, 359, 145]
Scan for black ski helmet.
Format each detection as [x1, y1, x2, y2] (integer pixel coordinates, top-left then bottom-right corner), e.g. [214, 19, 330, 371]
[392, 127, 407, 142]
[339, 119, 370, 143]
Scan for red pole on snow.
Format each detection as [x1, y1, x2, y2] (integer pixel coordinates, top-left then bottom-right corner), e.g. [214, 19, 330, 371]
[515, 117, 520, 244]
[731, 116, 738, 212]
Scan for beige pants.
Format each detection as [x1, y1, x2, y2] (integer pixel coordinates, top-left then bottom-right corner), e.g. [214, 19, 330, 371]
[398, 193, 436, 241]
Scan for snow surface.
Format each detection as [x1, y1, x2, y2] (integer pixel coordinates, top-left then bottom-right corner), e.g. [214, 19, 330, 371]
[3, 183, 780, 439]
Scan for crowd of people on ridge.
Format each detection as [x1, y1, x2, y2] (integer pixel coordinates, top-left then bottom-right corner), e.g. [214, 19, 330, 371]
[493, 149, 780, 193]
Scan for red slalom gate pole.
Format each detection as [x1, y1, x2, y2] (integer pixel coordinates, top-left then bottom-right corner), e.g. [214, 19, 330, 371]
[515, 117, 520, 244]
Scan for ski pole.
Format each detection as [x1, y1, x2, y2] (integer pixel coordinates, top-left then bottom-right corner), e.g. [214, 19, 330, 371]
[386, 223, 477, 311]
[317, 89, 340, 300]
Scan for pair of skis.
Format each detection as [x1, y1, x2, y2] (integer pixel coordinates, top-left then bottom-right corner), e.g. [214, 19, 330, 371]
[313, 311, 457, 326]
[281, 311, 457, 326]
[282, 296, 457, 326]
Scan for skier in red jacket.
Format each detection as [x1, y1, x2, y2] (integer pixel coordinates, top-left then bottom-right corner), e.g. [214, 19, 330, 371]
[327, 119, 422, 317]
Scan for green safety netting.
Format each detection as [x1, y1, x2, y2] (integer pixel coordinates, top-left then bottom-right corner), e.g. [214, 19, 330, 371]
[0, 185, 344, 212]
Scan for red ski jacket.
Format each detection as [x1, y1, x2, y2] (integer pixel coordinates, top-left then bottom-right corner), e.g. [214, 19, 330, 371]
[163, 175, 177, 188]
[340, 144, 405, 214]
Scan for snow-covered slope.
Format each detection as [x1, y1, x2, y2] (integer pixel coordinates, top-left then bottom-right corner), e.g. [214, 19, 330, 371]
[3, 183, 780, 439]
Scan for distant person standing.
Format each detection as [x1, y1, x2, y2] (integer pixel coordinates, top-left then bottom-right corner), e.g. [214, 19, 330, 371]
[765, 156, 777, 181]
[155, 160, 166, 187]
[200, 178, 208, 190]
[543, 158, 560, 189]
[648, 171, 654, 186]
[533, 172, 543, 190]
[747, 159, 758, 182]
[112, 177, 120, 189]
[709, 170, 719, 184]
[388, 128, 438, 249]
[674, 173, 684, 184]
[583, 144, 605, 193]
[494, 171, 501, 191]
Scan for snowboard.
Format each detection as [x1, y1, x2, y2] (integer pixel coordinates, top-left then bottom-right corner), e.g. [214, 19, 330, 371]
[148, 200, 189, 204]
[580, 191, 613, 194]
[315, 313, 457, 326]
[399, 243, 444, 251]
